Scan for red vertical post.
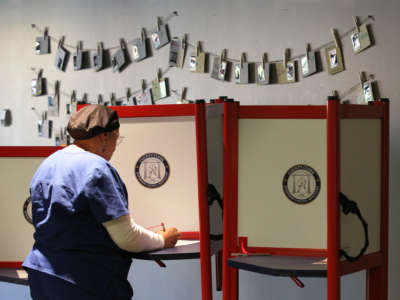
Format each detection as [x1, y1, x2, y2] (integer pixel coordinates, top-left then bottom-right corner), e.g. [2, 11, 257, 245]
[366, 99, 389, 300]
[327, 96, 341, 300]
[222, 101, 239, 300]
[194, 101, 213, 300]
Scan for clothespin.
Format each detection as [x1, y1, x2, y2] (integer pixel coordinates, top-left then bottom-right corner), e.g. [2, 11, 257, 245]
[359, 71, 366, 86]
[97, 94, 103, 105]
[119, 38, 126, 50]
[37, 68, 43, 83]
[353, 16, 360, 32]
[71, 90, 76, 104]
[177, 87, 187, 104]
[305, 43, 311, 60]
[240, 53, 246, 68]
[182, 34, 187, 50]
[284, 48, 290, 66]
[141, 28, 146, 41]
[156, 17, 162, 31]
[58, 36, 65, 49]
[262, 53, 268, 65]
[157, 68, 163, 82]
[126, 88, 131, 102]
[54, 80, 60, 97]
[330, 28, 340, 48]
[196, 41, 202, 56]
[76, 41, 82, 54]
[43, 27, 49, 40]
[141, 79, 146, 94]
[331, 90, 339, 98]
[110, 93, 116, 106]
[82, 93, 88, 104]
[97, 42, 103, 53]
[221, 49, 227, 61]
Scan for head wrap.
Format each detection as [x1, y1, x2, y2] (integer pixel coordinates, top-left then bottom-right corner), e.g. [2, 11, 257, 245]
[67, 104, 120, 140]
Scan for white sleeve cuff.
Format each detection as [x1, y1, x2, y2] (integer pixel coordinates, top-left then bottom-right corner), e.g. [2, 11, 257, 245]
[103, 214, 165, 253]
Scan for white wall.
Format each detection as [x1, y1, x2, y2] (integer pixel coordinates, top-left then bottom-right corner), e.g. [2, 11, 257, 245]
[0, 0, 399, 299]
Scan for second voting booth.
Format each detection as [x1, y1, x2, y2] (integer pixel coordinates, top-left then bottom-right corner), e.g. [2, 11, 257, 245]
[108, 101, 224, 300]
[222, 98, 389, 300]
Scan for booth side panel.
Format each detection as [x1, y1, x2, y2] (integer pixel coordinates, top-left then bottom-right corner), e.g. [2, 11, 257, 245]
[110, 116, 200, 232]
[237, 119, 327, 250]
[340, 119, 381, 257]
[206, 105, 224, 238]
[0, 157, 44, 263]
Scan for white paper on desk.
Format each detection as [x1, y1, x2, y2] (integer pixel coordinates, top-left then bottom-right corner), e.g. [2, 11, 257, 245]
[175, 240, 199, 247]
[16, 270, 28, 279]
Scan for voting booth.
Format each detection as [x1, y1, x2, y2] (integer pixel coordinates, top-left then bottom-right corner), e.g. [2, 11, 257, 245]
[108, 101, 224, 300]
[0, 146, 60, 284]
[222, 98, 389, 300]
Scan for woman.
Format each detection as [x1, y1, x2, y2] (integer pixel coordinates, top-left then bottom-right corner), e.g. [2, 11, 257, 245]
[23, 104, 180, 300]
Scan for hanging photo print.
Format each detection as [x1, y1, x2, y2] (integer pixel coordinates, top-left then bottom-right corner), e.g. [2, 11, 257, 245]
[301, 44, 318, 78]
[325, 29, 344, 75]
[38, 112, 52, 138]
[357, 72, 375, 104]
[151, 17, 170, 50]
[132, 29, 148, 62]
[168, 35, 186, 68]
[67, 91, 77, 115]
[190, 41, 207, 73]
[93, 42, 104, 72]
[111, 39, 127, 72]
[350, 17, 372, 54]
[256, 54, 270, 85]
[234, 53, 249, 84]
[55, 36, 69, 71]
[48, 81, 60, 117]
[277, 49, 296, 84]
[211, 49, 229, 81]
[31, 69, 45, 96]
[136, 80, 153, 105]
[35, 27, 50, 55]
[152, 69, 169, 101]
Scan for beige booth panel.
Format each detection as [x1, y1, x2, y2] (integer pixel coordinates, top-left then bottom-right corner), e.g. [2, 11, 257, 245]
[237, 119, 327, 249]
[340, 119, 381, 256]
[111, 116, 199, 232]
[0, 157, 43, 261]
[206, 104, 224, 236]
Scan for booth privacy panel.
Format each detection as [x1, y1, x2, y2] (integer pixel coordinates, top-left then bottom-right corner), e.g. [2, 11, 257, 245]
[237, 119, 327, 249]
[111, 116, 200, 232]
[340, 119, 381, 256]
[0, 157, 43, 261]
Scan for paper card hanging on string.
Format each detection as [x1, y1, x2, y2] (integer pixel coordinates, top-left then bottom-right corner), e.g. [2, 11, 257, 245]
[93, 42, 104, 72]
[256, 54, 270, 85]
[190, 42, 206, 73]
[357, 72, 375, 104]
[31, 69, 45, 96]
[35, 27, 50, 55]
[55, 36, 69, 71]
[301, 44, 318, 78]
[48, 81, 60, 117]
[152, 69, 169, 101]
[276, 49, 296, 84]
[136, 80, 153, 105]
[151, 17, 170, 50]
[111, 39, 127, 72]
[325, 29, 345, 75]
[211, 49, 229, 81]
[132, 29, 148, 62]
[234, 53, 249, 84]
[169, 35, 186, 68]
[350, 16, 372, 54]
[38, 112, 52, 138]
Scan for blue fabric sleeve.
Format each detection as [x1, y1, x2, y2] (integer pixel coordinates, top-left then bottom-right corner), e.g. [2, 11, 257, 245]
[84, 164, 129, 223]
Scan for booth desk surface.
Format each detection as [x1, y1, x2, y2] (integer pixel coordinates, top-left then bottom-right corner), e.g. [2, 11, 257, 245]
[228, 255, 327, 278]
[0, 240, 223, 285]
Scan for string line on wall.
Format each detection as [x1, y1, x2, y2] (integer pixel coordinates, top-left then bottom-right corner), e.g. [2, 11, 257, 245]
[183, 15, 375, 63]
[31, 11, 178, 52]
[30, 66, 187, 103]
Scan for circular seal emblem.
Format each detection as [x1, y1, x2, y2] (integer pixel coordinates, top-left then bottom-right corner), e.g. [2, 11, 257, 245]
[282, 164, 321, 204]
[135, 153, 170, 188]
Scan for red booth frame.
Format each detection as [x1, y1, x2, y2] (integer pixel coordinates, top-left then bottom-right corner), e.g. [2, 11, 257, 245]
[222, 98, 389, 300]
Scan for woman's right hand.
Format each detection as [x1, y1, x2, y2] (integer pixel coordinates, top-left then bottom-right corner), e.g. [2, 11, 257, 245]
[158, 227, 180, 248]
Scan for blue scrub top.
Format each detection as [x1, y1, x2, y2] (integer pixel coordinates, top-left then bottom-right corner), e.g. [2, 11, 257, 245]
[23, 146, 132, 297]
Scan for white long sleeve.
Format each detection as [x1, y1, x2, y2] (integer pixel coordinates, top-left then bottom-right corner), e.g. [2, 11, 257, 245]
[103, 214, 165, 253]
